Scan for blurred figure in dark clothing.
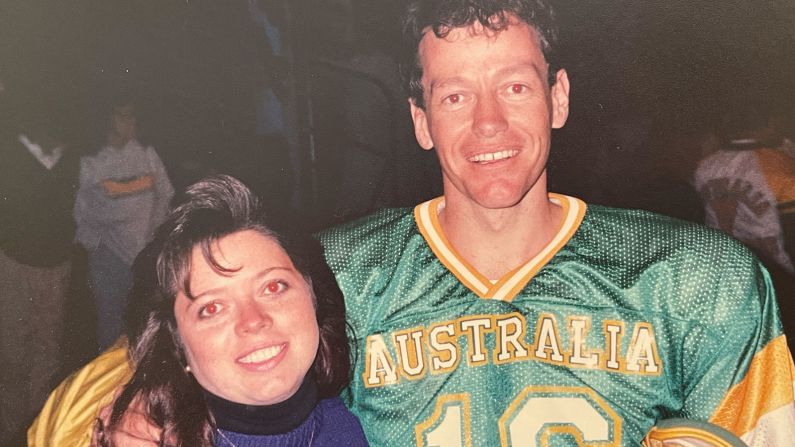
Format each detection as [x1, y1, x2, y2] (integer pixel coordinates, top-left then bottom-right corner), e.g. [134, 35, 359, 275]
[0, 91, 79, 446]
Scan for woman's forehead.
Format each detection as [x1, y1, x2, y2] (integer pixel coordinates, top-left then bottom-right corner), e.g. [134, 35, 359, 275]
[184, 231, 293, 287]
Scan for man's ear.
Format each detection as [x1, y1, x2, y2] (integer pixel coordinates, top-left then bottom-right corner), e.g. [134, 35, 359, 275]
[409, 99, 434, 150]
[550, 69, 570, 129]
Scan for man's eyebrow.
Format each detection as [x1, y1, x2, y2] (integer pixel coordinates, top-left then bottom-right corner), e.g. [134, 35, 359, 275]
[429, 76, 468, 92]
[429, 63, 547, 93]
[494, 62, 545, 78]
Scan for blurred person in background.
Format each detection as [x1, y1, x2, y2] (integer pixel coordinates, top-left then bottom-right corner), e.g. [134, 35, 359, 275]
[0, 89, 79, 446]
[694, 103, 795, 276]
[74, 93, 174, 353]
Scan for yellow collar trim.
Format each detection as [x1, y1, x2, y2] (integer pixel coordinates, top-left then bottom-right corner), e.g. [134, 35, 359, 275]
[414, 193, 586, 301]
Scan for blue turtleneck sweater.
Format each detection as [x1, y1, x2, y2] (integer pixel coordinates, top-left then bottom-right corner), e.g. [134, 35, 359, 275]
[207, 375, 367, 447]
[213, 397, 367, 447]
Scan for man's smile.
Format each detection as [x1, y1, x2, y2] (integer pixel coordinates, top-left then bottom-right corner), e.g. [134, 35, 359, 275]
[467, 149, 520, 164]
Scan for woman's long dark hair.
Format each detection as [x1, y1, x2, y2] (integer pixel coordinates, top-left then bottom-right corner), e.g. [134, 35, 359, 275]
[101, 175, 350, 446]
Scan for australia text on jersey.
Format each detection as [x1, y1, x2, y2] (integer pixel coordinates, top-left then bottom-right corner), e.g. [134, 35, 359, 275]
[363, 312, 662, 387]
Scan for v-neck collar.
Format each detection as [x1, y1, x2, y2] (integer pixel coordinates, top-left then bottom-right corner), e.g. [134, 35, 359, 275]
[414, 193, 586, 301]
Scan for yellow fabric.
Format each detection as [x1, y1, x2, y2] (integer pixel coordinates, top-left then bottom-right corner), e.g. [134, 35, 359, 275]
[709, 334, 795, 436]
[28, 339, 132, 447]
[755, 148, 795, 206]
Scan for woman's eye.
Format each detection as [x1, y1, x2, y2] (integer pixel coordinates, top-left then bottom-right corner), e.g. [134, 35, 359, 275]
[199, 302, 223, 318]
[264, 280, 287, 294]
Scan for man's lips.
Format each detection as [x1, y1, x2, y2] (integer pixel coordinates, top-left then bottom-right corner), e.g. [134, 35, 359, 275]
[468, 149, 519, 163]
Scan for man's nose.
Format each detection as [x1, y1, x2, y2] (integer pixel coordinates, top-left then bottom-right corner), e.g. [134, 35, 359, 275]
[472, 94, 508, 137]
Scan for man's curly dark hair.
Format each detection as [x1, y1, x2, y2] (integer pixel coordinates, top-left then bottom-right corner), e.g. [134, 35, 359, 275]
[401, 0, 561, 109]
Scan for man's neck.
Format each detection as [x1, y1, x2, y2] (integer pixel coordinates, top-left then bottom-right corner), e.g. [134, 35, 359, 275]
[438, 187, 563, 280]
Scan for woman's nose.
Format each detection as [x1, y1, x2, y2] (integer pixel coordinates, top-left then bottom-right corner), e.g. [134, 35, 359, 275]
[235, 300, 272, 335]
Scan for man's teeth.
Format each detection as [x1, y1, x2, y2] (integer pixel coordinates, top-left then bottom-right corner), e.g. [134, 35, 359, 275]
[239, 345, 283, 363]
[469, 150, 518, 163]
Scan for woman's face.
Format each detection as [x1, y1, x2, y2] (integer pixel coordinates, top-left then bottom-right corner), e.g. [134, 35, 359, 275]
[174, 230, 320, 406]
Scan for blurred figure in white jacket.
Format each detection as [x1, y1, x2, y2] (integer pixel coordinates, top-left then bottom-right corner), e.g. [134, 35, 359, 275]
[74, 95, 173, 352]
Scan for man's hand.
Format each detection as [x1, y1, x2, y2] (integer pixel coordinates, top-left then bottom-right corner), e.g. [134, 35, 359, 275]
[91, 394, 163, 447]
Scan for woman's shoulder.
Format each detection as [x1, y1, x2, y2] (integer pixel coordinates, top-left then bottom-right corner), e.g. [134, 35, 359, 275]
[316, 397, 369, 446]
[316, 396, 357, 423]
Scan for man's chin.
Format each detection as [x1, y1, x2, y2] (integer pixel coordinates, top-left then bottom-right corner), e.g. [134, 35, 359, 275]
[469, 192, 529, 211]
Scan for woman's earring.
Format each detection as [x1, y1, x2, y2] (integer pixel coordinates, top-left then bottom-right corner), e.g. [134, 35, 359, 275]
[185, 364, 191, 373]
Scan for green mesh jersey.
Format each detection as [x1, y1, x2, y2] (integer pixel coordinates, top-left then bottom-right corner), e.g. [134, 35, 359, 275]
[317, 194, 795, 447]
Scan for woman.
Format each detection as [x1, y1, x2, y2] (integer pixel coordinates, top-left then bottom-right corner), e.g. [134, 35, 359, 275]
[96, 175, 367, 446]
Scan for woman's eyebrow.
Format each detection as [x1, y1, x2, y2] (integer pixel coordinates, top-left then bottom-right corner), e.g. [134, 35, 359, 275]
[189, 266, 295, 300]
[188, 284, 228, 302]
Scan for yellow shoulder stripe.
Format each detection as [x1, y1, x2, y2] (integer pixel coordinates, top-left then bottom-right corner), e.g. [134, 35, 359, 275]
[709, 335, 795, 436]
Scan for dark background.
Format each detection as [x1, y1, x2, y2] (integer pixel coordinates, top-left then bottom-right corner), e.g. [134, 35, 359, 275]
[1, 1, 794, 423]
[2, 0, 793, 223]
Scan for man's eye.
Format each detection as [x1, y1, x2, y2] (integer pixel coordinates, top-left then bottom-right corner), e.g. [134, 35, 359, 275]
[199, 302, 223, 318]
[264, 280, 287, 294]
[509, 84, 527, 94]
[444, 93, 462, 104]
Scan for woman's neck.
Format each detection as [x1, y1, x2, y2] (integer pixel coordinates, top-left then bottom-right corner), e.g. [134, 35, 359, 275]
[205, 373, 318, 435]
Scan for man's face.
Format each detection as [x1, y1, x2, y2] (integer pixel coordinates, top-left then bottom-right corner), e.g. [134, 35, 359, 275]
[410, 18, 570, 210]
[111, 105, 137, 143]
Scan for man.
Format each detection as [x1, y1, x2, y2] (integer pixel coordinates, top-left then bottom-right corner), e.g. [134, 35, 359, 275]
[0, 94, 79, 446]
[30, 1, 795, 446]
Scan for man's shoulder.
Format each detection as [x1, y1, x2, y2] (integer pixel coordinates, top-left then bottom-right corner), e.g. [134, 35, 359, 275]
[582, 204, 759, 272]
[580, 205, 774, 331]
[586, 203, 730, 238]
[315, 206, 422, 292]
[317, 207, 416, 251]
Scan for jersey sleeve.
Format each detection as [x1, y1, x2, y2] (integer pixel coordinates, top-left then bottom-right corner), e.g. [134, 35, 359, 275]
[28, 340, 132, 447]
[691, 265, 795, 445]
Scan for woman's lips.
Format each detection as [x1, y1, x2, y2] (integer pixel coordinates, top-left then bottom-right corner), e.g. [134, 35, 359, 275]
[236, 343, 287, 370]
